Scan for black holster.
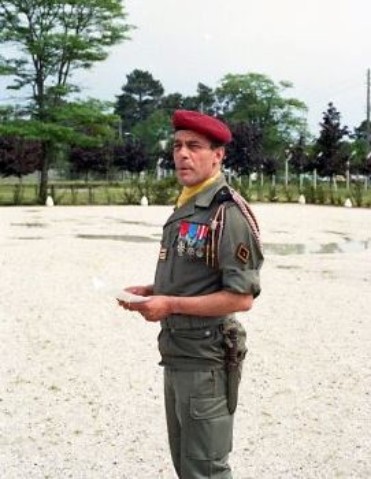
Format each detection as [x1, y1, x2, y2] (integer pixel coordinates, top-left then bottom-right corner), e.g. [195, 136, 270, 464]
[221, 320, 247, 414]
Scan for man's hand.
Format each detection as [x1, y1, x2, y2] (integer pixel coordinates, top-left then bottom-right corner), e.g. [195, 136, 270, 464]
[118, 295, 172, 322]
[124, 285, 153, 297]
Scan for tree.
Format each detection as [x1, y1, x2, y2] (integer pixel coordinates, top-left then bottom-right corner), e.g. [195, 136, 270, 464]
[115, 69, 164, 132]
[365, 152, 371, 177]
[113, 136, 149, 174]
[354, 119, 371, 143]
[0, 98, 121, 184]
[52, 99, 119, 144]
[226, 122, 263, 175]
[0, 0, 133, 202]
[313, 102, 349, 177]
[158, 83, 216, 116]
[215, 73, 308, 154]
[160, 93, 186, 113]
[131, 109, 172, 160]
[181, 83, 216, 115]
[353, 120, 371, 174]
[194, 83, 216, 115]
[0, 135, 42, 178]
[0, 105, 14, 122]
[289, 135, 309, 175]
[69, 144, 112, 181]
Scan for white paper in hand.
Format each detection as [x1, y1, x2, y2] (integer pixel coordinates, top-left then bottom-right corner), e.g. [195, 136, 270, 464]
[113, 290, 151, 303]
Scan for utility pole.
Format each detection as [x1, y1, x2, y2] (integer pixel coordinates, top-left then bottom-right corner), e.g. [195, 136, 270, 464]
[366, 69, 370, 191]
[367, 68, 370, 151]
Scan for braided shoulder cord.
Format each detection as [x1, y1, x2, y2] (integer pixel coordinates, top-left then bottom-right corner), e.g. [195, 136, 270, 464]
[208, 187, 262, 268]
[209, 203, 226, 268]
[216, 203, 226, 261]
[229, 188, 262, 249]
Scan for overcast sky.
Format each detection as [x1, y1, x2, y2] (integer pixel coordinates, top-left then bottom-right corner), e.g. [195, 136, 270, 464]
[77, 0, 371, 134]
[2, 0, 371, 134]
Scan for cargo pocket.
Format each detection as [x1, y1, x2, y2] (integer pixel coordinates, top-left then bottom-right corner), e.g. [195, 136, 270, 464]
[187, 396, 233, 460]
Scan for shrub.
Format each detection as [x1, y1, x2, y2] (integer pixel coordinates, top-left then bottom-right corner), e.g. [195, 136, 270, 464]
[151, 177, 179, 205]
[304, 185, 316, 204]
[122, 186, 140, 205]
[316, 186, 327, 205]
[284, 186, 295, 202]
[269, 185, 278, 202]
[352, 184, 363, 207]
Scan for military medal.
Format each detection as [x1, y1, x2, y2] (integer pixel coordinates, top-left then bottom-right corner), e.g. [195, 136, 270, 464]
[177, 240, 186, 256]
[177, 221, 210, 261]
[195, 245, 205, 258]
[177, 221, 190, 257]
[187, 246, 195, 257]
[195, 224, 208, 258]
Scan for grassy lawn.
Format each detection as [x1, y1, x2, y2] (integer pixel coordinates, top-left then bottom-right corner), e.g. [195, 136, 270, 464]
[0, 178, 370, 207]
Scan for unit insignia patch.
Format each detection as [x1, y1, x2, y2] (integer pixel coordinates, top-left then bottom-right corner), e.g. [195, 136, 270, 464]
[235, 243, 250, 264]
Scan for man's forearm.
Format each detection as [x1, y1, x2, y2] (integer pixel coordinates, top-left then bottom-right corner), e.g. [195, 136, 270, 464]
[168, 290, 253, 318]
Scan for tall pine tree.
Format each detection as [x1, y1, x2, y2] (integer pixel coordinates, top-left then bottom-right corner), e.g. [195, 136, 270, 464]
[314, 102, 349, 177]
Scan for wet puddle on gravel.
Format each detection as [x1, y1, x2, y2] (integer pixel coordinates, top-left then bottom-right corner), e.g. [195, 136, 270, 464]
[264, 239, 370, 255]
[76, 234, 159, 243]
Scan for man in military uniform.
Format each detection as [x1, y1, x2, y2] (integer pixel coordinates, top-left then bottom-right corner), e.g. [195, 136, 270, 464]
[118, 110, 264, 478]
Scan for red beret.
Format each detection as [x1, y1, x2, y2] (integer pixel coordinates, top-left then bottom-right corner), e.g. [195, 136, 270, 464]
[172, 110, 232, 144]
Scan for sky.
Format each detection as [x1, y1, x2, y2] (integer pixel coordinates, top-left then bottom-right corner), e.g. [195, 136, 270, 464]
[2, 0, 371, 135]
[77, 0, 371, 132]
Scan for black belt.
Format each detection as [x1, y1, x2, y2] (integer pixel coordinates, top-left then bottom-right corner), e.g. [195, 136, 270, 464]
[161, 315, 230, 331]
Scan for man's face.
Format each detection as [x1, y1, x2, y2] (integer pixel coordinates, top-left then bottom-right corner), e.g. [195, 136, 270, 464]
[172, 130, 224, 186]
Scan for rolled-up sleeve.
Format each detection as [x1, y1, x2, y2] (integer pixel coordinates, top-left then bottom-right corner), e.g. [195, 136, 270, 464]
[218, 204, 264, 298]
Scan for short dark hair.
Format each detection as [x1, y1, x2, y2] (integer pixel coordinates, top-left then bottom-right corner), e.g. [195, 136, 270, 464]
[210, 140, 225, 149]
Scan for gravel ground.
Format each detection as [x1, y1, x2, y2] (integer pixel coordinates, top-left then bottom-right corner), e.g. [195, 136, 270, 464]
[0, 203, 370, 479]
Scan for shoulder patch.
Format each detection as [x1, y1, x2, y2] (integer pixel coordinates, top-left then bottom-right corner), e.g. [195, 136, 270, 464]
[235, 243, 250, 264]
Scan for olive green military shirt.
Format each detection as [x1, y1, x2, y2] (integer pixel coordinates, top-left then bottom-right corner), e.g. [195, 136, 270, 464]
[153, 175, 263, 299]
[153, 175, 263, 368]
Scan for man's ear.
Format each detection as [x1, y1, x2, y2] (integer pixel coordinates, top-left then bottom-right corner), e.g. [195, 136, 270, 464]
[214, 147, 225, 164]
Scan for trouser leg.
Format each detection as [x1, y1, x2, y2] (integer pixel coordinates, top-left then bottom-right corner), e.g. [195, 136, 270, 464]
[164, 368, 181, 477]
[164, 367, 234, 479]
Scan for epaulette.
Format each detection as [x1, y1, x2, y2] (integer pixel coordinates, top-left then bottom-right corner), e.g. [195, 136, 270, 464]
[214, 186, 233, 204]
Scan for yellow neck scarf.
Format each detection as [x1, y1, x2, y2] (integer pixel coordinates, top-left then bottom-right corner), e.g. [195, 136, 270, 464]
[176, 172, 221, 208]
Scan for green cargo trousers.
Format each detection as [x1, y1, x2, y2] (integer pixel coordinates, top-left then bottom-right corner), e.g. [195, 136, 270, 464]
[164, 367, 234, 479]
